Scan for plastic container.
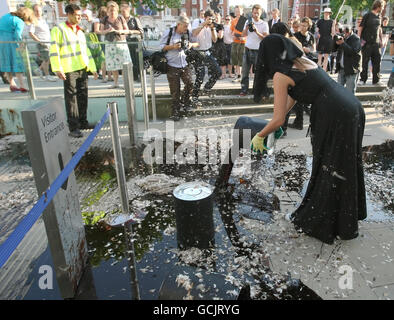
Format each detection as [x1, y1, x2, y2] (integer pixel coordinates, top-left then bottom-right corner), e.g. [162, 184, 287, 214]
[173, 181, 215, 250]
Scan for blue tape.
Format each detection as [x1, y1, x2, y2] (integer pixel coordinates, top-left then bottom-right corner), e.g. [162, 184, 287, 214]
[0, 108, 111, 268]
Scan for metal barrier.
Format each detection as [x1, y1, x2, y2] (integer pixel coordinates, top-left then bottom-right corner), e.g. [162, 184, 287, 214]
[0, 40, 156, 116]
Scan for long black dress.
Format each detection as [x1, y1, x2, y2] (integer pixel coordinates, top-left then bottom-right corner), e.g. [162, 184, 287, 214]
[286, 67, 367, 244]
[253, 34, 367, 244]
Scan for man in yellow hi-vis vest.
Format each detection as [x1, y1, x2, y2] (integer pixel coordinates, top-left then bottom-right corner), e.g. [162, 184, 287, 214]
[50, 4, 98, 138]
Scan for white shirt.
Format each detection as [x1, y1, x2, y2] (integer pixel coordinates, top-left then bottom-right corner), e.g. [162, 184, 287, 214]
[223, 24, 233, 44]
[244, 19, 269, 50]
[29, 18, 51, 42]
[191, 19, 213, 51]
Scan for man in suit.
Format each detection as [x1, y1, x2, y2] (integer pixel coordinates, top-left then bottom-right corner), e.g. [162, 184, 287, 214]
[268, 8, 281, 33]
[335, 25, 362, 94]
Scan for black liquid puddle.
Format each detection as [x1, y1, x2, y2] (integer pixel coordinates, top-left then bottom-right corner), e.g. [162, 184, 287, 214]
[72, 140, 323, 300]
[7, 137, 392, 300]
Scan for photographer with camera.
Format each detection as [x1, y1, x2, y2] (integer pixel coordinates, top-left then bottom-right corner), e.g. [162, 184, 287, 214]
[160, 16, 198, 121]
[335, 25, 362, 94]
[191, 9, 222, 107]
[239, 4, 268, 96]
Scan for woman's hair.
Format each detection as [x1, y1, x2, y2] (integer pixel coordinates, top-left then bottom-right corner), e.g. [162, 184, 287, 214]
[301, 17, 312, 29]
[11, 7, 37, 25]
[271, 22, 293, 37]
[253, 34, 304, 101]
[107, 1, 119, 11]
[97, 6, 107, 20]
[271, 22, 303, 49]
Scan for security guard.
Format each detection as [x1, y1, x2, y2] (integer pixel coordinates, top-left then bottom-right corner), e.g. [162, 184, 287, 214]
[50, 4, 98, 138]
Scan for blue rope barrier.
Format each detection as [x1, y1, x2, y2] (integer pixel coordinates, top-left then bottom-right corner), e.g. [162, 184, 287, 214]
[0, 108, 111, 268]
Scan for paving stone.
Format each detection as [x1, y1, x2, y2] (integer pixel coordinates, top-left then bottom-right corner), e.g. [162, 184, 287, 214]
[372, 283, 394, 300]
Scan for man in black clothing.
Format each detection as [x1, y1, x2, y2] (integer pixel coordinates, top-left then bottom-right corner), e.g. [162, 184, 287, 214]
[359, 0, 386, 85]
[268, 8, 281, 34]
[335, 25, 362, 94]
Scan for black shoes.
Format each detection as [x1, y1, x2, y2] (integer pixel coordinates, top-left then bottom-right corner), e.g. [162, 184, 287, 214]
[80, 122, 96, 130]
[288, 122, 303, 130]
[69, 129, 83, 138]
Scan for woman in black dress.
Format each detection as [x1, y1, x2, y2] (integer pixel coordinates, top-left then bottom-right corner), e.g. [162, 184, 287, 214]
[316, 8, 335, 71]
[251, 34, 367, 244]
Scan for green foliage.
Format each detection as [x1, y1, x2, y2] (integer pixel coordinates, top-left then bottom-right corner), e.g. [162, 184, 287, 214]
[82, 210, 107, 225]
[24, 0, 33, 8]
[329, 0, 393, 19]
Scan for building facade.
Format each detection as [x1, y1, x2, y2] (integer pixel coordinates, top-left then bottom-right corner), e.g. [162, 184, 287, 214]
[267, 0, 326, 20]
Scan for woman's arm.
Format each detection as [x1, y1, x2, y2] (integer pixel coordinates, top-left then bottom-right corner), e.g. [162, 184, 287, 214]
[257, 72, 295, 138]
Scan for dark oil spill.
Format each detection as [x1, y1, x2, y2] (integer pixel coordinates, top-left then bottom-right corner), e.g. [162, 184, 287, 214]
[9, 137, 393, 299]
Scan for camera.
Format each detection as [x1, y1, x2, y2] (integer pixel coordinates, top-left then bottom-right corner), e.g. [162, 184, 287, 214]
[333, 33, 344, 42]
[248, 22, 255, 32]
[180, 34, 189, 51]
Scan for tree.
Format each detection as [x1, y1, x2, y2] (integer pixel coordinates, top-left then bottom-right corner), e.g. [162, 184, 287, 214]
[329, 0, 393, 19]
[56, 0, 182, 13]
[24, 0, 33, 8]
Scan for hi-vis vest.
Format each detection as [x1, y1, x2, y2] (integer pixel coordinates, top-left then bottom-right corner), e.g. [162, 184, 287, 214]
[50, 22, 96, 74]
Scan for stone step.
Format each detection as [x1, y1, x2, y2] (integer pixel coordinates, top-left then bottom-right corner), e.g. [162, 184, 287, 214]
[187, 100, 382, 117]
[150, 93, 385, 118]
[150, 83, 387, 99]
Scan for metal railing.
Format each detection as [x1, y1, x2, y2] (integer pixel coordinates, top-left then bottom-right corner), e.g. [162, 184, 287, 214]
[0, 39, 158, 100]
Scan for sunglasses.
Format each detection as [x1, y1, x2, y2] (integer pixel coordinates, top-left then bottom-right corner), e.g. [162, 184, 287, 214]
[225, 18, 230, 20]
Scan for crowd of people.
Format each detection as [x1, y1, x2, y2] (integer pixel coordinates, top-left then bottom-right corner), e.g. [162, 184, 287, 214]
[0, 1, 392, 133]
[0, 1, 144, 92]
[161, 0, 391, 123]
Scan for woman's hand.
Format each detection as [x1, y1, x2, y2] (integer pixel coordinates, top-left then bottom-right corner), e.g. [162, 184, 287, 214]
[105, 27, 115, 34]
[250, 134, 269, 153]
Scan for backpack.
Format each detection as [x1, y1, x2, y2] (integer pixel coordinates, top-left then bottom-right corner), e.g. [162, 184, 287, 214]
[150, 27, 174, 74]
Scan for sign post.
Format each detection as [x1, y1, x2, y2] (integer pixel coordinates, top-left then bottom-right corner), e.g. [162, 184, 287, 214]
[21, 98, 88, 299]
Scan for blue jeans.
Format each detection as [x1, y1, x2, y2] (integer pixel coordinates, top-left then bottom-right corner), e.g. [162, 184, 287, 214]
[338, 69, 359, 94]
[192, 51, 221, 98]
[240, 48, 258, 93]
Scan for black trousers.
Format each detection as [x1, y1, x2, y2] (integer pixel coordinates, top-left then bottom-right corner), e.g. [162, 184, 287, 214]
[360, 43, 381, 84]
[192, 50, 221, 98]
[64, 68, 88, 131]
[283, 103, 310, 131]
[127, 39, 141, 81]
